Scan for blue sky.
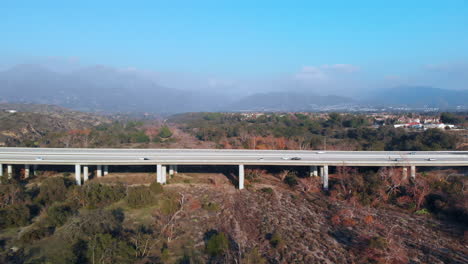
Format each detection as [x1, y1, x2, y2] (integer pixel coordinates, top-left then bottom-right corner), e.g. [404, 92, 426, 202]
[1, 1, 468, 94]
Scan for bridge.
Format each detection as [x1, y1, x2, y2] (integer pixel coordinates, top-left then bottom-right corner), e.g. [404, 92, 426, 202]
[1, 148, 467, 189]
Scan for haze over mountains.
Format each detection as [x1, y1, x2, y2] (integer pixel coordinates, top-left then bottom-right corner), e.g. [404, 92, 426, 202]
[1, 64, 466, 113]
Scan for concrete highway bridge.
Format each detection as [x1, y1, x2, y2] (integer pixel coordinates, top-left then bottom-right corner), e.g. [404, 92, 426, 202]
[1, 148, 467, 189]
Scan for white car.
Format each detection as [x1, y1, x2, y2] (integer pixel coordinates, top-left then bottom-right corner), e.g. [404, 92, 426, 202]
[138, 157, 150, 160]
[427, 158, 437, 161]
[36, 157, 44, 161]
[281, 157, 290, 160]
[317, 151, 326, 154]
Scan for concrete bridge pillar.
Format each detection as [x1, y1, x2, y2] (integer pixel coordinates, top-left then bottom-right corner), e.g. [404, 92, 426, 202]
[7, 165, 13, 178]
[96, 165, 102, 177]
[104, 165, 109, 176]
[0, 164, 3, 177]
[322, 165, 329, 190]
[75, 164, 81, 186]
[239, 164, 245, 190]
[174, 165, 178, 174]
[24, 164, 30, 178]
[162, 165, 167, 184]
[157, 164, 163, 183]
[402, 167, 408, 180]
[33, 165, 38, 176]
[410, 166, 416, 179]
[83, 166, 89, 183]
[310, 166, 318, 177]
[319, 166, 324, 177]
[169, 165, 174, 176]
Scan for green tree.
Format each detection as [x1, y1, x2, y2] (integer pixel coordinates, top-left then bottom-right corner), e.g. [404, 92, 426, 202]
[158, 125, 173, 138]
[206, 232, 229, 257]
[440, 112, 463, 124]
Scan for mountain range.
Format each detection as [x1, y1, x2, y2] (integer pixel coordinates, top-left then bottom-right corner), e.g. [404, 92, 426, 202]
[1, 64, 466, 113]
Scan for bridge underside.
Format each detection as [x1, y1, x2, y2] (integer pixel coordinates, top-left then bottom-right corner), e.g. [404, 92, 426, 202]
[2, 163, 466, 190]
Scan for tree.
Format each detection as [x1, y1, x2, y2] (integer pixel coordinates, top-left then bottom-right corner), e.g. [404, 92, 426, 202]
[206, 232, 229, 257]
[440, 112, 462, 124]
[158, 125, 173, 138]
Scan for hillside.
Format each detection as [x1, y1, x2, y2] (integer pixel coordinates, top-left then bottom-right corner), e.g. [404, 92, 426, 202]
[0, 104, 111, 146]
[0, 167, 466, 263]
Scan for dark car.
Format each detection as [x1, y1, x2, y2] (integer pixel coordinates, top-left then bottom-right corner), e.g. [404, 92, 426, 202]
[291, 157, 302, 160]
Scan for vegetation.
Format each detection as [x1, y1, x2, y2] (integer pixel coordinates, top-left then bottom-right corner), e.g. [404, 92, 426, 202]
[205, 231, 229, 257]
[170, 112, 461, 150]
[126, 186, 157, 208]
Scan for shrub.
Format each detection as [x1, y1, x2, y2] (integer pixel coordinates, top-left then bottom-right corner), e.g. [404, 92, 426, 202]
[158, 125, 173, 138]
[47, 203, 74, 227]
[126, 186, 156, 208]
[149, 182, 164, 194]
[269, 231, 283, 248]
[243, 248, 266, 264]
[0, 183, 28, 208]
[62, 209, 124, 239]
[368, 236, 388, 250]
[131, 131, 150, 143]
[245, 169, 266, 182]
[0, 204, 31, 228]
[415, 208, 430, 215]
[284, 174, 298, 187]
[76, 183, 126, 208]
[202, 202, 220, 212]
[35, 177, 71, 206]
[20, 224, 54, 243]
[86, 233, 136, 263]
[205, 232, 229, 257]
[159, 196, 181, 215]
[260, 187, 273, 194]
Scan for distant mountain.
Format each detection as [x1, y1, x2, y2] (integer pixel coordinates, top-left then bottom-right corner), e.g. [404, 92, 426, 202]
[367, 86, 468, 108]
[226, 92, 354, 111]
[0, 64, 227, 113]
[2, 65, 467, 113]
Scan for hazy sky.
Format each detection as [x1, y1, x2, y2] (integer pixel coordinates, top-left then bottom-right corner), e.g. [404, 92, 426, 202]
[2, 1, 467, 96]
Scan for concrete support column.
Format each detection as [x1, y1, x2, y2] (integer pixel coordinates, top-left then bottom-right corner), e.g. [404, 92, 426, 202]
[7, 165, 13, 178]
[33, 165, 38, 176]
[83, 166, 89, 183]
[322, 165, 329, 190]
[319, 166, 324, 177]
[156, 164, 163, 183]
[104, 165, 109, 176]
[24, 164, 30, 178]
[402, 167, 408, 180]
[169, 165, 174, 176]
[75, 164, 81, 186]
[162, 165, 167, 184]
[239, 164, 245, 190]
[410, 166, 416, 179]
[310, 166, 318, 177]
[174, 165, 178, 174]
[0, 164, 3, 177]
[96, 165, 102, 177]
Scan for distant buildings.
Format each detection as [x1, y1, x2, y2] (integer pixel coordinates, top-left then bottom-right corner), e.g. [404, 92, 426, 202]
[394, 122, 455, 130]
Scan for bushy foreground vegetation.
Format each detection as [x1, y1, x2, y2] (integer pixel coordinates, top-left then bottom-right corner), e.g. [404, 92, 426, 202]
[327, 167, 467, 224]
[0, 177, 173, 263]
[0, 165, 466, 263]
